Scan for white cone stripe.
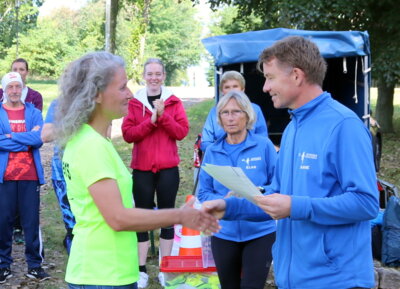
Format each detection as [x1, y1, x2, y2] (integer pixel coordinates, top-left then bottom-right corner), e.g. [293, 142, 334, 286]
[180, 235, 202, 248]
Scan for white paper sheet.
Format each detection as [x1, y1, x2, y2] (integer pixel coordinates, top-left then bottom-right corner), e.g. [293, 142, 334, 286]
[202, 163, 262, 204]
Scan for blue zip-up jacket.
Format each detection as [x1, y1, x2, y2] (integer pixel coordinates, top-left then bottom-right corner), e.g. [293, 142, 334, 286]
[198, 130, 277, 241]
[201, 103, 268, 152]
[224, 92, 379, 289]
[45, 99, 64, 180]
[0, 102, 44, 184]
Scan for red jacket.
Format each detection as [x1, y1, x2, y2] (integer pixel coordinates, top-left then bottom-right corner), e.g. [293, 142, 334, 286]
[122, 87, 189, 173]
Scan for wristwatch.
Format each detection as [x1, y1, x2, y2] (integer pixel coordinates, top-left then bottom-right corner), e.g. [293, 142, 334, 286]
[258, 186, 265, 193]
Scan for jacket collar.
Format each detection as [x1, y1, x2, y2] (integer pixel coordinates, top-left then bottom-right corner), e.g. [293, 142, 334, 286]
[134, 86, 174, 111]
[288, 91, 331, 124]
[208, 130, 258, 154]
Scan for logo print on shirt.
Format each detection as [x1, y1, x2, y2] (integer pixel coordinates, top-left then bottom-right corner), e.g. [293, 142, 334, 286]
[63, 162, 71, 180]
[298, 152, 318, 170]
[241, 156, 261, 170]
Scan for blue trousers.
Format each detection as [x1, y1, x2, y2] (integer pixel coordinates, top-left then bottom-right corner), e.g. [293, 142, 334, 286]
[0, 180, 44, 269]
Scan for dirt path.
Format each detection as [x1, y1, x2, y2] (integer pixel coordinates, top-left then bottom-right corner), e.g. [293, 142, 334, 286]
[2, 98, 210, 288]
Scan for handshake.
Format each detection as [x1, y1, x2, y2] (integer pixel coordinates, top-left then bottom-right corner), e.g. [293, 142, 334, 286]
[180, 193, 291, 234]
[201, 193, 292, 222]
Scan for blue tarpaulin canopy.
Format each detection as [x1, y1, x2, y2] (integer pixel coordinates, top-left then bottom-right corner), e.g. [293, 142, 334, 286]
[202, 28, 370, 66]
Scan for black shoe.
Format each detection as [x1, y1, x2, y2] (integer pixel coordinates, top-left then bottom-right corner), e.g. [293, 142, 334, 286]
[0, 268, 12, 284]
[13, 229, 24, 244]
[26, 267, 50, 281]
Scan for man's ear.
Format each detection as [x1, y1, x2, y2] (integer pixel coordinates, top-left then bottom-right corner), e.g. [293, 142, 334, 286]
[292, 68, 306, 86]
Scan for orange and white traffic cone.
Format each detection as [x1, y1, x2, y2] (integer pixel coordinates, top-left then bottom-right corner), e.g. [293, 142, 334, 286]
[179, 195, 202, 256]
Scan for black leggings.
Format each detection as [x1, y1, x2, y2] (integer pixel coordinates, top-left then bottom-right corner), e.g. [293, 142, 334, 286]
[211, 232, 276, 289]
[133, 167, 179, 242]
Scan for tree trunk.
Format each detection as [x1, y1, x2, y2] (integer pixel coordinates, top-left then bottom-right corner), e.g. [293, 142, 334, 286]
[132, 0, 152, 84]
[138, 0, 151, 61]
[375, 81, 395, 133]
[105, 0, 119, 53]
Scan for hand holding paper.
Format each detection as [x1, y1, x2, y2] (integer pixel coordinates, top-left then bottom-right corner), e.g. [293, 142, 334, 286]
[254, 194, 291, 219]
[202, 163, 263, 204]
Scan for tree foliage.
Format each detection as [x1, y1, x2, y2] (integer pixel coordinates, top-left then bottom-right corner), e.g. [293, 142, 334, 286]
[0, 0, 43, 59]
[198, 0, 400, 131]
[203, 0, 400, 85]
[145, 0, 202, 85]
[116, 0, 203, 85]
[204, 5, 263, 85]
[208, 5, 263, 36]
[0, 1, 105, 78]
[0, 0, 204, 87]
[117, 0, 152, 82]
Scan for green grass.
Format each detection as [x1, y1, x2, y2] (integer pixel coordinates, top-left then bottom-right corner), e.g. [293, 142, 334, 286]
[370, 88, 400, 130]
[29, 80, 59, 114]
[370, 88, 400, 188]
[176, 99, 214, 202]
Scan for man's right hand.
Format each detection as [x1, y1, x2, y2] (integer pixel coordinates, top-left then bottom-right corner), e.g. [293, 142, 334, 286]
[202, 199, 227, 220]
[254, 193, 291, 220]
[179, 199, 220, 234]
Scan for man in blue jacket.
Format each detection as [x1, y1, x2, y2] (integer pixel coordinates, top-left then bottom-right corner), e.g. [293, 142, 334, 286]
[203, 36, 379, 289]
[0, 72, 49, 283]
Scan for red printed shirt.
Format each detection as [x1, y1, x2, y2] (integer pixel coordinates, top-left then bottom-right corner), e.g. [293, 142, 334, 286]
[3, 105, 38, 180]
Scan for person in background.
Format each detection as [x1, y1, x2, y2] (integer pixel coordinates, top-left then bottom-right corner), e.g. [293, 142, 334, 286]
[195, 71, 271, 196]
[0, 72, 49, 283]
[200, 71, 268, 153]
[202, 36, 379, 289]
[0, 58, 43, 245]
[55, 51, 218, 289]
[198, 90, 277, 289]
[0, 58, 43, 111]
[41, 99, 76, 254]
[121, 58, 189, 288]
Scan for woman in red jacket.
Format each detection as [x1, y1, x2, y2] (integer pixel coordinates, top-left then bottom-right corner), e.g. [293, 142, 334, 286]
[121, 58, 189, 288]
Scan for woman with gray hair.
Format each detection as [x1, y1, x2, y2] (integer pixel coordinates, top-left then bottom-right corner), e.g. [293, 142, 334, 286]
[55, 51, 218, 289]
[198, 90, 277, 289]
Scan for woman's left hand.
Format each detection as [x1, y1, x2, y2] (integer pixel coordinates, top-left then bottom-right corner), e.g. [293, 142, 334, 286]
[153, 99, 165, 116]
[151, 108, 157, 123]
